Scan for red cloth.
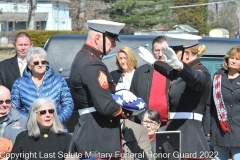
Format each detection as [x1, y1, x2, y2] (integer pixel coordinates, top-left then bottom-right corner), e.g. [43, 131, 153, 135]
[149, 135, 155, 142]
[148, 70, 168, 123]
[213, 74, 230, 132]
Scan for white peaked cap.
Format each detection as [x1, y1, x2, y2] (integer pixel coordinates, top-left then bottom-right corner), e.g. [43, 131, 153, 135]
[87, 19, 125, 35]
[164, 34, 202, 48]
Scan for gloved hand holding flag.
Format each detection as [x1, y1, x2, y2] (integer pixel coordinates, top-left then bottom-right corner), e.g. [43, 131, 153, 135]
[112, 94, 146, 112]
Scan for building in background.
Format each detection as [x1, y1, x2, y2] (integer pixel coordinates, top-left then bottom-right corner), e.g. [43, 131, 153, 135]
[209, 28, 229, 38]
[0, 0, 72, 31]
[173, 24, 199, 35]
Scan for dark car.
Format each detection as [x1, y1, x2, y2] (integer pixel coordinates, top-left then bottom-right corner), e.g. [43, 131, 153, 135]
[44, 34, 240, 132]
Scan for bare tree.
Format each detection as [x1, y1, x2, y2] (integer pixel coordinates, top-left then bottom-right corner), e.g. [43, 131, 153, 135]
[27, 0, 37, 30]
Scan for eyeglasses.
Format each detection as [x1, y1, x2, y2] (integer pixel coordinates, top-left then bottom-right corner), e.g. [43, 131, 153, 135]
[0, 99, 11, 105]
[36, 109, 55, 115]
[33, 61, 48, 66]
[142, 120, 159, 126]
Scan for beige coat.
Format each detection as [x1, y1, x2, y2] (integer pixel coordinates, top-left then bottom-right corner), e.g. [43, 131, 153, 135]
[122, 119, 152, 160]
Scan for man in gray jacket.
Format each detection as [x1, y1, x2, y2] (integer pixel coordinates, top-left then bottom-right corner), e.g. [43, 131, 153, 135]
[0, 85, 26, 144]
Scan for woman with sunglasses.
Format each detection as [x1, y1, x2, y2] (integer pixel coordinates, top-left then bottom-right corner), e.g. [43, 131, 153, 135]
[139, 34, 211, 160]
[11, 47, 73, 131]
[10, 97, 72, 160]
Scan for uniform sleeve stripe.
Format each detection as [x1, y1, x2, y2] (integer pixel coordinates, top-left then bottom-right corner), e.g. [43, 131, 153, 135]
[113, 107, 122, 117]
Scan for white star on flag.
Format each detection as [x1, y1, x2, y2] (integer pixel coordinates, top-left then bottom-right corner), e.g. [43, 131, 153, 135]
[116, 97, 124, 105]
[136, 101, 145, 110]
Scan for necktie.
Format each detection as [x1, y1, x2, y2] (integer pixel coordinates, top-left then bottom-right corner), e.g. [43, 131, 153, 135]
[19, 61, 26, 76]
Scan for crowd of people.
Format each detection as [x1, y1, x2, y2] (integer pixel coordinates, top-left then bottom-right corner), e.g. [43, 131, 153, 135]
[0, 19, 239, 160]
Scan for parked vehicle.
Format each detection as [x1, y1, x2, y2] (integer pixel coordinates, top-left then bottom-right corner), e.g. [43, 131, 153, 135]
[44, 34, 240, 132]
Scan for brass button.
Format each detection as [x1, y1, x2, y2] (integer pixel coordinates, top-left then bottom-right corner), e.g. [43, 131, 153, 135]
[44, 134, 48, 138]
[122, 112, 124, 114]
[110, 120, 112, 122]
[127, 113, 129, 116]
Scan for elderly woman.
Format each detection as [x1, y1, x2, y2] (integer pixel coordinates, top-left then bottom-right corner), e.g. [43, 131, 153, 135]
[204, 46, 240, 160]
[139, 34, 211, 160]
[110, 46, 137, 91]
[141, 109, 161, 155]
[11, 47, 73, 130]
[10, 98, 72, 160]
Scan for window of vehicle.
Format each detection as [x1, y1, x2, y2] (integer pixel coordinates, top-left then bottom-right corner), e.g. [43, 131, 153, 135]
[199, 57, 223, 79]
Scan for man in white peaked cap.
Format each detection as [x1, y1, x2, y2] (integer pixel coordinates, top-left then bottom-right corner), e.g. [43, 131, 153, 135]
[138, 34, 211, 159]
[69, 20, 138, 159]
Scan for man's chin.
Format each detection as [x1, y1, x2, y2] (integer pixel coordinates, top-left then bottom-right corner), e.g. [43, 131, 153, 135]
[19, 52, 26, 56]
[0, 112, 9, 117]
[157, 58, 164, 61]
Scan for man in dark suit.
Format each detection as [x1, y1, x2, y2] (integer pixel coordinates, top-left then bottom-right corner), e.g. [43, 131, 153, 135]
[0, 32, 33, 91]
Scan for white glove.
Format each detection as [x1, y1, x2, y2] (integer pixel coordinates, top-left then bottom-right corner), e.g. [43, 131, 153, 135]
[162, 45, 183, 70]
[138, 46, 156, 65]
[115, 90, 137, 103]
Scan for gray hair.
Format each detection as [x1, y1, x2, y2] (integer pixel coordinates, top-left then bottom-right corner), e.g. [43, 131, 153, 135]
[26, 97, 64, 138]
[26, 47, 47, 64]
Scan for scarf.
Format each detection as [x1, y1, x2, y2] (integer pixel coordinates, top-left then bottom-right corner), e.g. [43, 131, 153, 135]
[213, 74, 230, 132]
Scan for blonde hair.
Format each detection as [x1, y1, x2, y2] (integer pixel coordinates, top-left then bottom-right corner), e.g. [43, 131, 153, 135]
[187, 45, 206, 57]
[222, 46, 240, 71]
[116, 46, 137, 71]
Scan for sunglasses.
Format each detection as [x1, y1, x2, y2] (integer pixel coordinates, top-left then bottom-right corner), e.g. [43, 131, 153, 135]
[33, 61, 48, 66]
[36, 109, 55, 115]
[0, 99, 11, 105]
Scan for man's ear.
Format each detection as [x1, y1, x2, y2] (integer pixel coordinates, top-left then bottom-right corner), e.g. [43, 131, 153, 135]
[185, 50, 190, 59]
[94, 34, 101, 45]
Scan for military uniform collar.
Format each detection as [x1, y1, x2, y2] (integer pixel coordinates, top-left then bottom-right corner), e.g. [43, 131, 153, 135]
[187, 58, 202, 68]
[82, 43, 104, 60]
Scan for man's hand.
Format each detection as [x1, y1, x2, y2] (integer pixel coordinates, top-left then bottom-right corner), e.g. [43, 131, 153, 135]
[138, 46, 156, 65]
[162, 45, 183, 70]
[115, 90, 137, 103]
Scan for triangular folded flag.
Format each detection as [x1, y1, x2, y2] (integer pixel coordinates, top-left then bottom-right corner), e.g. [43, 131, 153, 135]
[112, 94, 146, 112]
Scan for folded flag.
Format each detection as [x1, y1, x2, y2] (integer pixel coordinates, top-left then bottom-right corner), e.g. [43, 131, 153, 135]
[112, 94, 146, 111]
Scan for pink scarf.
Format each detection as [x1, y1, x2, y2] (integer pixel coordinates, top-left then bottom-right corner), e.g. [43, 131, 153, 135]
[213, 74, 230, 132]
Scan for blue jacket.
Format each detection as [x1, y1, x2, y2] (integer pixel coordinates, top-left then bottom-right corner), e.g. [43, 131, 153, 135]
[11, 64, 74, 124]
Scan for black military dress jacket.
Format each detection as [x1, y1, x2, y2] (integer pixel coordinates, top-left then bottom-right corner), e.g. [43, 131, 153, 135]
[69, 44, 123, 157]
[153, 58, 211, 158]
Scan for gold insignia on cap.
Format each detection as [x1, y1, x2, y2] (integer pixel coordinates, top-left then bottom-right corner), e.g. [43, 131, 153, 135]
[44, 134, 48, 138]
[110, 120, 112, 122]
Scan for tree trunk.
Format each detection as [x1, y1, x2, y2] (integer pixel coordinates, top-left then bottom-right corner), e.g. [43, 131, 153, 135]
[28, 0, 37, 30]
